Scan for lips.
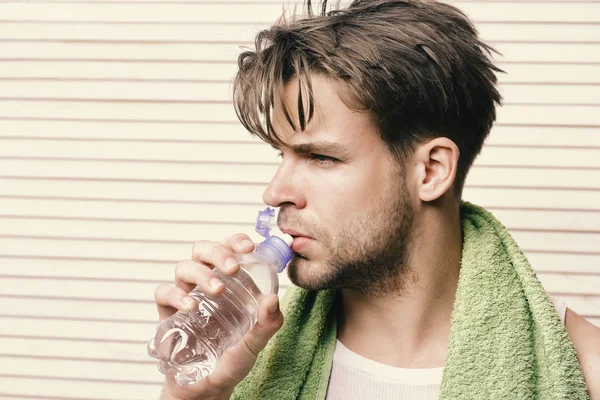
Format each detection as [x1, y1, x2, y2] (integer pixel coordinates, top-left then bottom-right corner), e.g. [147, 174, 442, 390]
[290, 236, 312, 252]
[280, 227, 313, 252]
[280, 228, 312, 239]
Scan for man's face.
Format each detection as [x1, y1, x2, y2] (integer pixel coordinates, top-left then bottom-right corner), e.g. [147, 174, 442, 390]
[265, 74, 415, 296]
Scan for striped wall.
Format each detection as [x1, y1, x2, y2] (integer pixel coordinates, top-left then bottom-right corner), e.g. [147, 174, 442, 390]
[0, 0, 599, 398]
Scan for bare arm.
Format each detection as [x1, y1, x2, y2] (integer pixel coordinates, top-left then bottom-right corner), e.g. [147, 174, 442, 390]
[565, 307, 600, 399]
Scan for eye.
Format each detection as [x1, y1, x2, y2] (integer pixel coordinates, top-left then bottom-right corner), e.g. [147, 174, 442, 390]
[310, 154, 338, 165]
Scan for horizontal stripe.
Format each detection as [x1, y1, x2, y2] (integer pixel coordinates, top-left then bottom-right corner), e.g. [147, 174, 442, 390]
[0, 61, 596, 83]
[0, 42, 597, 62]
[2, 195, 600, 230]
[1, 102, 597, 125]
[0, 81, 596, 104]
[0, 3, 598, 23]
[0, 21, 598, 43]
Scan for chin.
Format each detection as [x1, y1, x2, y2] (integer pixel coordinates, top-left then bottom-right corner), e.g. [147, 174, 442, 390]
[286, 256, 332, 292]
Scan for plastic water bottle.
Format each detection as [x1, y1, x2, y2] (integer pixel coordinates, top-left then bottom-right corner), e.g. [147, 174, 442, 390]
[147, 207, 293, 386]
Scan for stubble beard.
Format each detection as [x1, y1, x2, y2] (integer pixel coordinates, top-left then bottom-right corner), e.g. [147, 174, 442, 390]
[287, 176, 415, 298]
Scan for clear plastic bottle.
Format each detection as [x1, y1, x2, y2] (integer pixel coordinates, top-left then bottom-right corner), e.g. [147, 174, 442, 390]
[147, 207, 293, 386]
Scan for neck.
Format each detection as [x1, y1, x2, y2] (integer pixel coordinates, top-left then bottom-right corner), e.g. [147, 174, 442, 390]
[337, 200, 463, 369]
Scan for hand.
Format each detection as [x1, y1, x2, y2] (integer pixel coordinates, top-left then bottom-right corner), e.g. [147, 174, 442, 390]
[153, 234, 285, 400]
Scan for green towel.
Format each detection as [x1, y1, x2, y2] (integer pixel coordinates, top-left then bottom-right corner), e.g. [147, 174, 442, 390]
[231, 202, 589, 399]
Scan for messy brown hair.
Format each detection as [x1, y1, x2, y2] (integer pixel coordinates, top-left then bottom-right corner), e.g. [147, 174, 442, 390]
[233, 0, 503, 197]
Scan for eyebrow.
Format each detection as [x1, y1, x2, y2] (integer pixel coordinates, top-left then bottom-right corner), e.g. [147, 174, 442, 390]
[273, 141, 351, 159]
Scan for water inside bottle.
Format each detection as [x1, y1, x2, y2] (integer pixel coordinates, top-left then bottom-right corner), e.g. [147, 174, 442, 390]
[147, 265, 265, 386]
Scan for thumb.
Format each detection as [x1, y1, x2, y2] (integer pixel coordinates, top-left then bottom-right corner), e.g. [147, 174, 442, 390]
[208, 294, 284, 387]
[243, 294, 284, 356]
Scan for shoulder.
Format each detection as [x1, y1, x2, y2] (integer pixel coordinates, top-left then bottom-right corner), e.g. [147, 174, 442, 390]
[565, 307, 600, 399]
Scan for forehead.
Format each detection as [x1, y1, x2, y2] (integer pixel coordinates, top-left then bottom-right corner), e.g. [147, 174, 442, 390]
[270, 74, 378, 149]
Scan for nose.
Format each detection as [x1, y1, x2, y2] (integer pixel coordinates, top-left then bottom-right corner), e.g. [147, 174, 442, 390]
[262, 162, 306, 209]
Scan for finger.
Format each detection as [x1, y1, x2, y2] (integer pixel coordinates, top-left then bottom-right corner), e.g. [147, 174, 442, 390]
[220, 233, 256, 254]
[191, 240, 240, 276]
[153, 283, 197, 321]
[242, 294, 283, 356]
[175, 259, 224, 296]
[208, 294, 283, 387]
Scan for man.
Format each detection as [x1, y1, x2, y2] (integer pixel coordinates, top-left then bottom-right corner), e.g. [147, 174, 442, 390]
[154, 0, 600, 399]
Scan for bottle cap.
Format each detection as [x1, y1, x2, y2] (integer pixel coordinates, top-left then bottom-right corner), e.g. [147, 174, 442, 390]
[255, 207, 276, 238]
[280, 234, 293, 247]
[255, 207, 293, 272]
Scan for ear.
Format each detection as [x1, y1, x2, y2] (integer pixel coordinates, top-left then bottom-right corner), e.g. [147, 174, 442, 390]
[413, 137, 460, 202]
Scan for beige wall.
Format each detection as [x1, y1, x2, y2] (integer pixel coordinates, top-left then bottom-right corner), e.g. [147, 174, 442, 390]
[0, 0, 599, 398]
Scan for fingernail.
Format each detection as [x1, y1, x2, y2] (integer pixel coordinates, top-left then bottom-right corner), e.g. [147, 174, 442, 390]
[210, 277, 223, 291]
[182, 296, 196, 309]
[224, 257, 239, 272]
[268, 298, 279, 314]
[241, 240, 254, 249]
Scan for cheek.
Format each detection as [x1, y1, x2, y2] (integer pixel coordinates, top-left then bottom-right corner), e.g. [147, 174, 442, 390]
[313, 173, 367, 215]
[307, 159, 393, 218]
[334, 166, 389, 208]
[315, 176, 383, 239]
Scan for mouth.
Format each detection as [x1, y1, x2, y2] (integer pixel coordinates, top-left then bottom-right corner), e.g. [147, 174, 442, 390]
[280, 228, 312, 239]
[290, 236, 313, 252]
[280, 227, 314, 252]
[293, 252, 308, 260]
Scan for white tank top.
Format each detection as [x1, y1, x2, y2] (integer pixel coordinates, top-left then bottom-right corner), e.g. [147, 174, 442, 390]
[325, 296, 567, 400]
